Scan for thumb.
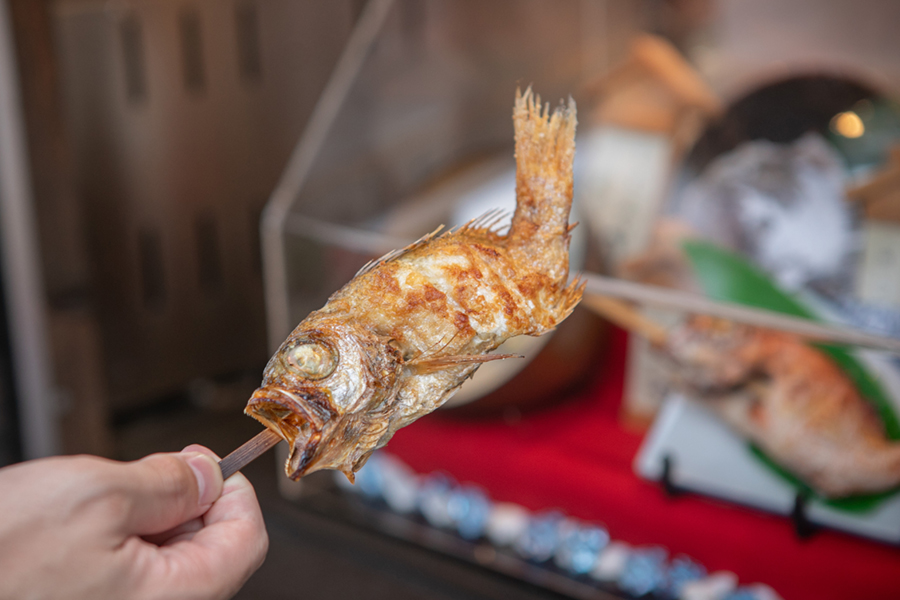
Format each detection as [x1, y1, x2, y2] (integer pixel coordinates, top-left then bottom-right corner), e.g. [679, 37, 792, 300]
[115, 451, 223, 536]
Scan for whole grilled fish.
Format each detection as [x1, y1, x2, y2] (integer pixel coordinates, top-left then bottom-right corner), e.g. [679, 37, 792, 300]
[667, 315, 900, 498]
[247, 89, 584, 480]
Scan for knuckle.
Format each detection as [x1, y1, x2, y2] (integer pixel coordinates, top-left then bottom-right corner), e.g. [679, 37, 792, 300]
[249, 513, 269, 566]
[254, 517, 269, 550]
[257, 530, 270, 564]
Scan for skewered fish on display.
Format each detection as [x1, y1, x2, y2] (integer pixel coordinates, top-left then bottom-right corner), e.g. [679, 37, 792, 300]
[667, 315, 900, 498]
[246, 89, 584, 481]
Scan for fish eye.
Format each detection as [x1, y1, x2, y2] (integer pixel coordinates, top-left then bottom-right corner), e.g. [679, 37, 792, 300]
[284, 340, 338, 380]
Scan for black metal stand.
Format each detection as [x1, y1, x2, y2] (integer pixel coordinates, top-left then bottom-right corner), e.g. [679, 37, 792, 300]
[791, 493, 819, 540]
[662, 456, 820, 540]
[660, 455, 683, 497]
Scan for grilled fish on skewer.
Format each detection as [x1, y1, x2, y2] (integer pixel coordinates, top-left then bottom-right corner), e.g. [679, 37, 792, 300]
[667, 315, 900, 498]
[247, 89, 584, 481]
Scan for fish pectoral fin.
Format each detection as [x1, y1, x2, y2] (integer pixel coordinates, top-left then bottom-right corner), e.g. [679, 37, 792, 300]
[406, 353, 522, 375]
[340, 467, 355, 484]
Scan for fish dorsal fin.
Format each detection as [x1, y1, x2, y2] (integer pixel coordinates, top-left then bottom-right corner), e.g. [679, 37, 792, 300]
[405, 353, 522, 375]
[355, 225, 445, 277]
[454, 208, 512, 236]
[354, 209, 509, 280]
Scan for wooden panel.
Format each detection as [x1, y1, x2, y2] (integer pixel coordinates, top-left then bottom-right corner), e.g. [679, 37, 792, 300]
[9, 0, 112, 454]
[53, 0, 355, 409]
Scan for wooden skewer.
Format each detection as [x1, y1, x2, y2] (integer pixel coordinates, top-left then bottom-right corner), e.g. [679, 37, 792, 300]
[218, 429, 282, 479]
[581, 293, 669, 346]
[582, 273, 900, 354]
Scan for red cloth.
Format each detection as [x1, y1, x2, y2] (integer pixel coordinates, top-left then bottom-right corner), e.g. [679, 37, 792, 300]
[388, 328, 900, 600]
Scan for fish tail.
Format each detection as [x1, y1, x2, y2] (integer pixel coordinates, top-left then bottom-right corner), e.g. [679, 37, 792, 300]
[507, 87, 577, 285]
[828, 443, 900, 498]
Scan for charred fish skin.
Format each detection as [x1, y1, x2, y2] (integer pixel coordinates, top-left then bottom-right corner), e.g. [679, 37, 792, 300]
[667, 316, 900, 498]
[247, 88, 583, 481]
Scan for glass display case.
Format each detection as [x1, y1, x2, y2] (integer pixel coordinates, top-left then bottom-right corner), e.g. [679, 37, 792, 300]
[260, 2, 900, 599]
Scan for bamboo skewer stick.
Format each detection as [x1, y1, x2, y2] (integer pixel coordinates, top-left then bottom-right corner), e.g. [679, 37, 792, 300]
[580, 293, 669, 346]
[582, 273, 900, 354]
[218, 429, 281, 479]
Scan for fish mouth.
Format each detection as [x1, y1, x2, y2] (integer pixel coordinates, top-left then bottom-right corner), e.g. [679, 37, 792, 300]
[245, 385, 336, 480]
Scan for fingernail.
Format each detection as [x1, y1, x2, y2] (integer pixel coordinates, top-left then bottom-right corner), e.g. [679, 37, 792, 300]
[184, 453, 222, 506]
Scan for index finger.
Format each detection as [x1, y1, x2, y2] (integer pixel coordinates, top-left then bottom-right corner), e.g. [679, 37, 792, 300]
[151, 470, 269, 599]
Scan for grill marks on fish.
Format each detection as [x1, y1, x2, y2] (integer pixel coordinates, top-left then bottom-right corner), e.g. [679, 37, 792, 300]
[246, 88, 583, 480]
[373, 238, 536, 349]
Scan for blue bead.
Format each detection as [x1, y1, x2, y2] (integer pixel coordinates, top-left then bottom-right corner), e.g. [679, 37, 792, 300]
[446, 485, 492, 540]
[555, 524, 610, 575]
[378, 454, 420, 514]
[417, 473, 456, 528]
[618, 546, 668, 597]
[660, 555, 706, 599]
[515, 511, 565, 562]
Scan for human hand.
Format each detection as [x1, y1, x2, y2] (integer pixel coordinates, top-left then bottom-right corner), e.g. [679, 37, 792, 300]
[0, 445, 268, 600]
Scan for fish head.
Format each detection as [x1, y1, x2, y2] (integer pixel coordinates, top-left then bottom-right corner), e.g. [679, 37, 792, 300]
[666, 315, 757, 391]
[245, 321, 402, 480]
